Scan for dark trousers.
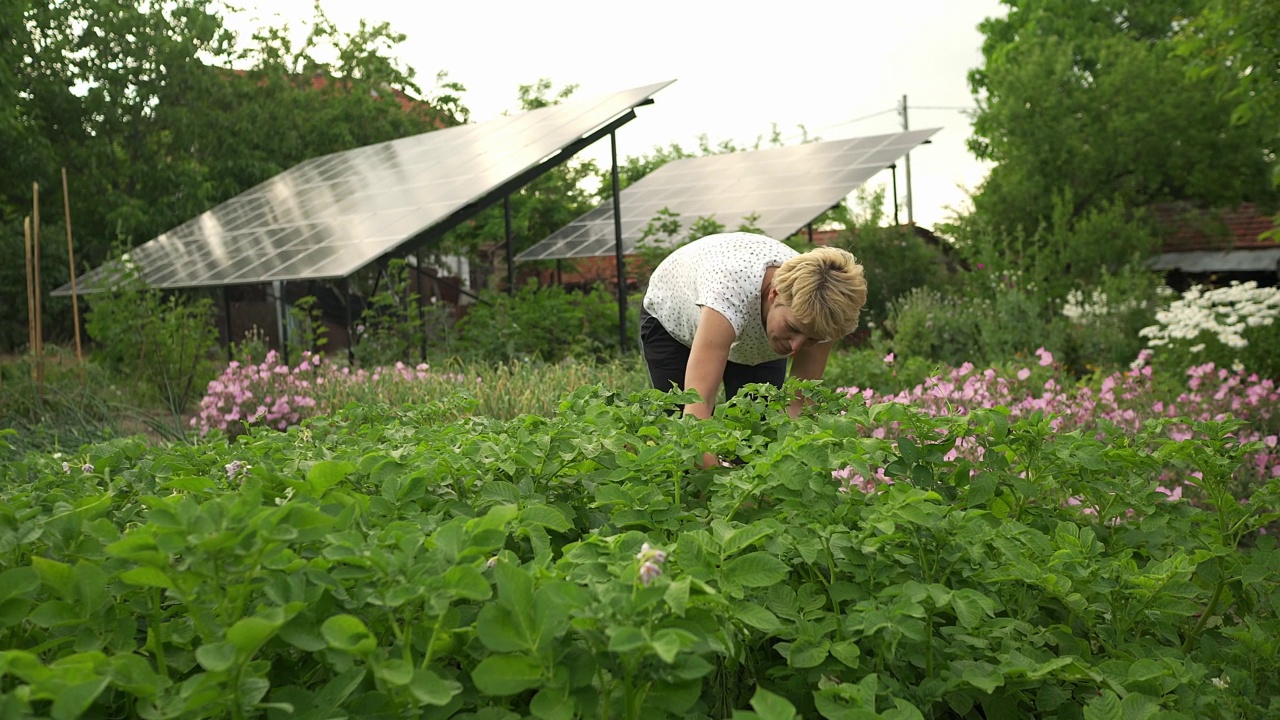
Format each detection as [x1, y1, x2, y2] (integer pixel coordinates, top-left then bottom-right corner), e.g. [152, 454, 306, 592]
[638, 308, 787, 403]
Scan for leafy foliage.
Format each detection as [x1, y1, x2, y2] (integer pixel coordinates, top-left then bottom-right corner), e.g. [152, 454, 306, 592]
[450, 283, 639, 364]
[1, 0, 467, 351]
[966, 0, 1277, 248]
[0, 382, 1277, 718]
[82, 258, 221, 420]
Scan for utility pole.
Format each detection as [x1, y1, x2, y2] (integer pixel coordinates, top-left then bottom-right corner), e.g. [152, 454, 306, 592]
[899, 94, 914, 225]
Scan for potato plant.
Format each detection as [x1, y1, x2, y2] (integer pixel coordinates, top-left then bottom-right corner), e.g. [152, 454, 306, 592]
[0, 381, 1277, 719]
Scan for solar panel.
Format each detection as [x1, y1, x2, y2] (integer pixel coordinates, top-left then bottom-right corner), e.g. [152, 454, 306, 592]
[515, 128, 940, 261]
[53, 80, 675, 295]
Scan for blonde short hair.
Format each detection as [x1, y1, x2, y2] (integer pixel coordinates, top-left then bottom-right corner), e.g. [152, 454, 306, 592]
[772, 246, 867, 341]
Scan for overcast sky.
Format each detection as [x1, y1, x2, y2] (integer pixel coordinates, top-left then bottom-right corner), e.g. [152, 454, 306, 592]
[224, 0, 1007, 230]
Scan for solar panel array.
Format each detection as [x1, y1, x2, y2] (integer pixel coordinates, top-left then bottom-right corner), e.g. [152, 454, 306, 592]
[515, 128, 940, 261]
[55, 80, 675, 295]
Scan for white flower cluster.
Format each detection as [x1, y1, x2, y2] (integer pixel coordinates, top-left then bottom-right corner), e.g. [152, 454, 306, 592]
[1061, 287, 1153, 322]
[1138, 281, 1280, 352]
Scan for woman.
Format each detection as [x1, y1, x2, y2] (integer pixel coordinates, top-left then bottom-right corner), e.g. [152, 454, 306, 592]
[639, 231, 867, 432]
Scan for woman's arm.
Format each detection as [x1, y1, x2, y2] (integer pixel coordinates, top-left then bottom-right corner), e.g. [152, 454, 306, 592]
[785, 341, 834, 419]
[683, 306, 735, 420]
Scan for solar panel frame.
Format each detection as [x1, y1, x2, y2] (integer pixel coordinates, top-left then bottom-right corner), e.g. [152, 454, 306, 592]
[514, 128, 940, 262]
[54, 80, 675, 296]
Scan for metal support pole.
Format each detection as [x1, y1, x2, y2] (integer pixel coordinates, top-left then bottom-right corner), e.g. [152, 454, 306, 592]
[556, 259, 562, 286]
[807, 222, 814, 245]
[415, 255, 427, 363]
[504, 195, 515, 295]
[890, 163, 900, 226]
[222, 287, 233, 363]
[900, 94, 914, 225]
[344, 278, 355, 366]
[272, 280, 289, 367]
[610, 131, 627, 354]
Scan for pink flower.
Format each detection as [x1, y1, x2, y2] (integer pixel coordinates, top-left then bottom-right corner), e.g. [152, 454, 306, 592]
[1017, 368, 1031, 381]
[883, 352, 895, 365]
[1036, 347, 1054, 367]
[638, 561, 663, 586]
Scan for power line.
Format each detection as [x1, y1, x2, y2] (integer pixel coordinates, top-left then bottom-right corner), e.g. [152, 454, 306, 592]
[817, 107, 899, 131]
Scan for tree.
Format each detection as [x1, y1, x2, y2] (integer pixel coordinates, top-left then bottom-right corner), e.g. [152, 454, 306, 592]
[1178, 0, 1280, 188]
[964, 0, 1277, 255]
[1, 0, 468, 351]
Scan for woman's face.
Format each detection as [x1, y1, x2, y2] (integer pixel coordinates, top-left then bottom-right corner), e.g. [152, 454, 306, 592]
[764, 303, 823, 357]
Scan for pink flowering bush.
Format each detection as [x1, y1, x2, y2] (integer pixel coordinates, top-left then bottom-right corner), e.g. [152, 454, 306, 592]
[835, 348, 1280, 505]
[191, 350, 469, 436]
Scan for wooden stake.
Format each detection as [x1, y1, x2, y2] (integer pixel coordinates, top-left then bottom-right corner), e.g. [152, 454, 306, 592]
[62, 167, 83, 382]
[33, 182, 44, 391]
[24, 216, 35, 371]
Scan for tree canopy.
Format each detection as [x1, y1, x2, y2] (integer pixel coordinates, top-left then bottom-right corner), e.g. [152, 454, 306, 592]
[964, 0, 1277, 248]
[1, 0, 468, 350]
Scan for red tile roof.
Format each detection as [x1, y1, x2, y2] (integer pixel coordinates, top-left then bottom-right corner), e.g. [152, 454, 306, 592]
[1152, 202, 1278, 252]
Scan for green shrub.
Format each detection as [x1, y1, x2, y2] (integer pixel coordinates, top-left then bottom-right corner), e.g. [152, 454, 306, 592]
[884, 287, 986, 366]
[450, 282, 638, 364]
[82, 256, 220, 418]
[822, 346, 942, 395]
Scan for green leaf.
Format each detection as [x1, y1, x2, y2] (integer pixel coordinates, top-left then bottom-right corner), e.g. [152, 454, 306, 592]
[0, 567, 38, 602]
[1083, 690, 1123, 720]
[476, 604, 528, 653]
[724, 524, 775, 556]
[409, 667, 461, 706]
[951, 589, 994, 628]
[650, 629, 683, 664]
[471, 653, 543, 696]
[784, 638, 830, 669]
[445, 565, 493, 601]
[830, 640, 862, 668]
[119, 566, 172, 589]
[722, 552, 789, 588]
[530, 686, 574, 720]
[307, 460, 354, 495]
[375, 658, 414, 687]
[320, 614, 376, 655]
[750, 687, 796, 720]
[469, 504, 519, 535]
[665, 576, 691, 616]
[960, 662, 1004, 694]
[278, 619, 326, 652]
[195, 642, 237, 673]
[107, 654, 165, 699]
[32, 557, 74, 599]
[883, 698, 925, 720]
[1120, 694, 1162, 720]
[226, 610, 286, 655]
[29, 600, 79, 627]
[607, 626, 647, 653]
[494, 560, 535, 613]
[734, 602, 781, 632]
[315, 667, 366, 708]
[1126, 659, 1166, 682]
[50, 676, 110, 720]
[521, 505, 572, 533]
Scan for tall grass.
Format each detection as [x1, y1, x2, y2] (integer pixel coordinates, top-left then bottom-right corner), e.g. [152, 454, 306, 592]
[0, 348, 165, 455]
[453, 357, 651, 420]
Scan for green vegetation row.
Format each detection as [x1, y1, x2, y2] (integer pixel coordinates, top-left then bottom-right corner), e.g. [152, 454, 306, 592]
[1, 383, 1277, 718]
